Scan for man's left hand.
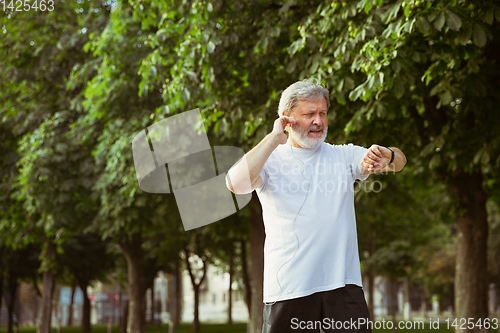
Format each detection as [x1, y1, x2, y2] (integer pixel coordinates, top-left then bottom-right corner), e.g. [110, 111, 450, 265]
[361, 144, 394, 173]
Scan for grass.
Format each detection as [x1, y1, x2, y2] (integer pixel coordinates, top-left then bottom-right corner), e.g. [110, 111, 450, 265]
[0, 324, 248, 333]
[0, 322, 496, 333]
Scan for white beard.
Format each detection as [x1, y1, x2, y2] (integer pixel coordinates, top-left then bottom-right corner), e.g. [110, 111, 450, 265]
[289, 123, 327, 149]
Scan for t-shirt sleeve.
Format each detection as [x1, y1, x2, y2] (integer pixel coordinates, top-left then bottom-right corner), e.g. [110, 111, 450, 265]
[348, 143, 369, 181]
[256, 164, 269, 192]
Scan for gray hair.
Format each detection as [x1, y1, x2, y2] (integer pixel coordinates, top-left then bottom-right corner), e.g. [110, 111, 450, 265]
[278, 79, 330, 117]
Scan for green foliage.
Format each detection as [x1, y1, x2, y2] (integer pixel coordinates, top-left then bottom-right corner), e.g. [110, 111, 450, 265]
[1, 0, 500, 327]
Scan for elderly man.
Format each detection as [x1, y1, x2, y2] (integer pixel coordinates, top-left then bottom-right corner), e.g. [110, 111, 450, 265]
[226, 80, 406, 333]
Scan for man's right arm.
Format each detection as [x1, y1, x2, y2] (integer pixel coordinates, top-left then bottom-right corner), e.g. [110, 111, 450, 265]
[226, 116, 296, 194]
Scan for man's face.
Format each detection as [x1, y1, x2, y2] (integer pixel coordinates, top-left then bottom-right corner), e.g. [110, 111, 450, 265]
[285, 98, 328, 149]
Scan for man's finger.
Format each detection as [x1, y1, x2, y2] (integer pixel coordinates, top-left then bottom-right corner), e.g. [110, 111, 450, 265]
[370, 145, 383, 157]
[364, 155, 378, 166]
[363, 159, 380, 169]
[367, 150, 380, 162]
[281, 116, 296, 124]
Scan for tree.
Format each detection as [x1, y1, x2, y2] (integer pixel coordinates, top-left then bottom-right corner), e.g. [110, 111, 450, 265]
[57, 233, 116, 332]
[66, 2, 186, 332]
[183, 235, 208, 333]
[3, 1, 492, 333]
[134, 0, 499, 330]
[0, 2, 111, 333]
[2, 244, 41, 333]
[292, 2, 500, 330]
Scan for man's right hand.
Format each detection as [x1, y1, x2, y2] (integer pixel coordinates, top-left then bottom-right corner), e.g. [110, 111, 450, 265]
[272, 116, 296, 145]
[227, 116, 297, 194]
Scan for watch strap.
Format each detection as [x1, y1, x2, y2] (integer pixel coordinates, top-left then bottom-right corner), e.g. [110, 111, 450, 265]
[388, 148, 395, 164]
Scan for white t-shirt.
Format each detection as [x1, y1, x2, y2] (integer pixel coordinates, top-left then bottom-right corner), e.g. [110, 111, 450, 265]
[256, 142, 369, 303]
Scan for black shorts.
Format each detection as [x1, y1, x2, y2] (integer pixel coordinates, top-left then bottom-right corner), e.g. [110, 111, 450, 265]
[262, 284, 372, 333]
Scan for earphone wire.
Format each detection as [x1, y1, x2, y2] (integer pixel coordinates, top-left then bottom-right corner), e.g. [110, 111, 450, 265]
[264, 143, 320, 306]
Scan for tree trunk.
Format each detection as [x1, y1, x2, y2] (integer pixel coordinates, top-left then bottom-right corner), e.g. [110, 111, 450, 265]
[7, 273, 18, 333]
[367, 266, 375, 320]
[390, 280, 398, 333]
[192, 285, 200, 332]
[239, 239, 251, 316]
[149, 284, 154, 325]
[80, 282, 91, 333]
[152, 279, 160, 328]
[249, 195, 265, 333]
[37, 241, 56, 333]
[120, 233, 147, 333]
[449, 170, 488, 333]
[173, 257, 182, 327]
[420, 289, 427, 319]
[495, 256, 500, 312]
[0, 244, 4, 311]
[68, 281, 76, 326]
[402, 278, 411, 320]
[367, 227, 375, 320]
[227, 245, 234, 325]
[120, 301, 129, 333]
[183, 246, 207, 333]
[385, 280, 398, 333]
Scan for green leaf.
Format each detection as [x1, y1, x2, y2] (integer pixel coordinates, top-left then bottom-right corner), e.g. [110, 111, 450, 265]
[433, 12, 445, 31]
[404, 18, 416, 33]
[441, 91, 452, 106]
[364, 1, 373, 14]
[394, 78, 404, 99]
[430, 83, 442, 97]
[156, 28, 169, 42]
[473, 147, 484, 164]
[416, 16, 430, 33]
[404, 5, 411, 18]
[286, 58, 298, 74]
[207, 41, 216, 53]
[484, 11, 494, 25]
[457, 24, 472, 45]
[344, 77, 355, 90]
[380, 2, 402, 24]
[230, 33, 239, 44]
[472, 24, 487, 47]
[376, 102, 386, 117]
[182, 88, 191, 101]
[337, 79, 344, 92]
[481, 150, 490, 164]
[445, 11, 462, 31]
[429, 154, 441, 169]
[349, 84, 365, 101]
[287, 37, 305, 55]
[392, 59, 401, 73]
[84, 41, 91, 53]
[149, 66, 157, 78]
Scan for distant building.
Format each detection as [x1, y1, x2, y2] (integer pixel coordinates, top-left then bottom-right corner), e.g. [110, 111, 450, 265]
[2, 271, 499, 328]
[180, 264, 249, 323]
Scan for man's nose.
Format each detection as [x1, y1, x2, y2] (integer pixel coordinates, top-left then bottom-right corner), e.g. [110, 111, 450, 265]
[312, 114, 322, 126]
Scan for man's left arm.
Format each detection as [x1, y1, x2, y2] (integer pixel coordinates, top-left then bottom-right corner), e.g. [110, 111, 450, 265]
[360, 144, 407, 174]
